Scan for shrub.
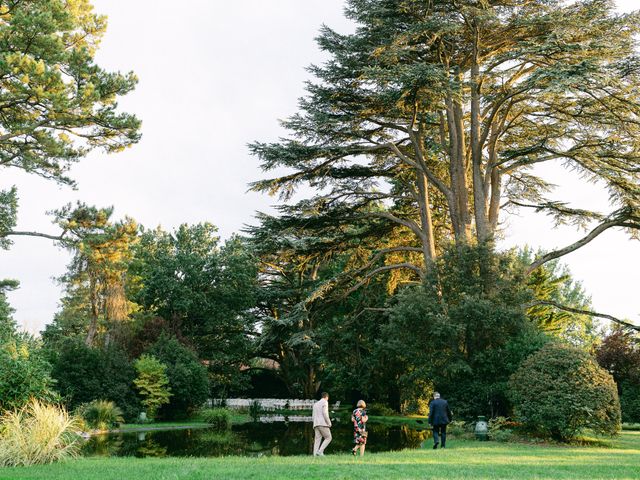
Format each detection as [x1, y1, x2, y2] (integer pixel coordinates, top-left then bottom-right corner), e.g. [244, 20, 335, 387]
[488, 416, 519, 442]
[0, 337, 57, 412]
[448, 420, 473, 439]
[595, 329, 640, 423]
[133, 354, 172, 420]
[620, 381, 640, 424]
[200, 408, 231, 430]
[76, 400, 124, 431]
[49, 340, 139, 421]
[491, 429, 514, 442]
[400, 379, 433, 416]
[145, 335, 209, 419]
[367, 403, 398, 417]
[509, 342, 621, 441]
[0, 399, 82, 466]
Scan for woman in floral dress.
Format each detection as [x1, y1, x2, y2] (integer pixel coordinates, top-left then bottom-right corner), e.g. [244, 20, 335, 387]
[351, 400, 368, 456]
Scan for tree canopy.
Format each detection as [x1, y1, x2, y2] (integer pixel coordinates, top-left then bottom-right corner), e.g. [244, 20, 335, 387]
[251, 0, 640, 285]
[0, 0, 140, 245]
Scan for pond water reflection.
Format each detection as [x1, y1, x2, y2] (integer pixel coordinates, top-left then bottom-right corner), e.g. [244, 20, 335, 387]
[83, 419, 429, 458]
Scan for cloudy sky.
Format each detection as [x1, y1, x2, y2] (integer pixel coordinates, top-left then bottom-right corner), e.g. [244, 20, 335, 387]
[1, 0, 638, 334]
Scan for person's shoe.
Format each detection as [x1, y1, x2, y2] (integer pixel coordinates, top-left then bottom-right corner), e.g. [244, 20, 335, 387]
[317, 452, 325, 456]
[441, 445, 446, 449]
[433, 443, 439, 450]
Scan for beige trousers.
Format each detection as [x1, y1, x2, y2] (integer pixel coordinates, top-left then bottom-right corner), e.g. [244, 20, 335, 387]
[313, 426, 332, 455]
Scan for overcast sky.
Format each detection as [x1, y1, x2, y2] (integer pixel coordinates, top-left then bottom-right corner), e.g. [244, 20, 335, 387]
[1, 0, 638, 334]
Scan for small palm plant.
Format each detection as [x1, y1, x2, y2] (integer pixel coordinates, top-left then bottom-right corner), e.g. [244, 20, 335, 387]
[0, 399, 83, 466]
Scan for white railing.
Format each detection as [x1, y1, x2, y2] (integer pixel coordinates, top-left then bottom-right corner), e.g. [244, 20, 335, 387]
[258, 415, 313, 423]
[208, 398, 341, 411]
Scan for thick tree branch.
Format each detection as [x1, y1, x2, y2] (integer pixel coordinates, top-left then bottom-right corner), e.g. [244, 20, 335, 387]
[369, 212, 426, 241]
[387, 141, 453, 201]
[526, 210, 640, 274]
[526, 300, 640, 332]
[2, 230, 67, 242]
[345, 262, 424, 296]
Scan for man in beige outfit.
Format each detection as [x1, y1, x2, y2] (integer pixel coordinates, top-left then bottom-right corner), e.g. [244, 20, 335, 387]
[312, 392, 332, 456]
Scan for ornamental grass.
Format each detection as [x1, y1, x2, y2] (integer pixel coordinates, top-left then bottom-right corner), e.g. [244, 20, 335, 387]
[0, 399, 83, 466]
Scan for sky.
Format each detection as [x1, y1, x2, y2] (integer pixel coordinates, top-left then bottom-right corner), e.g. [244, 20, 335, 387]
[1, 0, 638, 334]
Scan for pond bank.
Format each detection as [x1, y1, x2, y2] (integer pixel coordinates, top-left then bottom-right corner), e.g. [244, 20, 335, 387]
[110, 412, 427, 435]
[3, 431, 638, 480]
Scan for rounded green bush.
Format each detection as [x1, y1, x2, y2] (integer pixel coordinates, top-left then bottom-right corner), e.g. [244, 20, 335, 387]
[509, 342, 621, 441]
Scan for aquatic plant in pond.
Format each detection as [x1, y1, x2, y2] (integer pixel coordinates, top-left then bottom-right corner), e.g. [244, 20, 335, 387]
[200, 408, 231, 430]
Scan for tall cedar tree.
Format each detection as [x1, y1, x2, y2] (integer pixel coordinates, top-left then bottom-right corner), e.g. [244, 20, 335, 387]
[250, 0, 640, 289]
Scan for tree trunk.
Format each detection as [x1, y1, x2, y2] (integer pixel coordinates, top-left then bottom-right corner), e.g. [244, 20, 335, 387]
[416, 171, 436, 266]
[85, 273, 99, 347]
[470, 28, 491, 243]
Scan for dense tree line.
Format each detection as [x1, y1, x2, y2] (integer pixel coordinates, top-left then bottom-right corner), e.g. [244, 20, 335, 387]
[0, 0, 638, 433]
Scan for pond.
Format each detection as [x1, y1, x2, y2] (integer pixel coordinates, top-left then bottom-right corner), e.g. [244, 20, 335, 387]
[83, 417, 430, 458]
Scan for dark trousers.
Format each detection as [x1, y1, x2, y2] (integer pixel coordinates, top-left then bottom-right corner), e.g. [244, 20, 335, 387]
[433, 424, 447, 447]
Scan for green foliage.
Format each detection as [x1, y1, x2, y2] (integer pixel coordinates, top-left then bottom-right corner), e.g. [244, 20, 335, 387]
[250, 0, 640, 269]
[0, 290, 57, 411]
[46, 204, 140, 347]
[447, 420, 473, 439]
[509, 342, 621, 441]
[131, 225, 258, 396]
[0, 188, 18, 250]
[76, 400, 123, 431]
[620, 382, 640, 424]
[596, 329, 640, 423]
[47, 340, 139, 420]
[0, 399, 82, 466]
[133, 355, 171, 420]
[0, 0, 140, 252]
[0, 279, 19, 343]
[0, 0, 140, 187]
[491, 429, 515, 443]
[520, 249, 596, 347]
[145, 335, 209, 419]
[488, 417, 518, 443]
[367, 404, 397, 417]
[200, 408, 231, 430]
[383, 245, 548, 418]
[0, 339, 58, 412]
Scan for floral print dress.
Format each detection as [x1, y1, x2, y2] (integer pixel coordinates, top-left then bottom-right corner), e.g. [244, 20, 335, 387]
[352, 408, 367, 445]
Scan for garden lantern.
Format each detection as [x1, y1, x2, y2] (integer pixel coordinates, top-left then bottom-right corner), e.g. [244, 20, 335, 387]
[475, 416, 488, 441]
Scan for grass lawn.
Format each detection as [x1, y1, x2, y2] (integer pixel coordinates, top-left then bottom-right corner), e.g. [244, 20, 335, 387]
[1, 431, 637, 480]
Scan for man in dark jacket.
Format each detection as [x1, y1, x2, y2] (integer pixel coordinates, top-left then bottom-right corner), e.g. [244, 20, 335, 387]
[428, 392, 452, 449]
